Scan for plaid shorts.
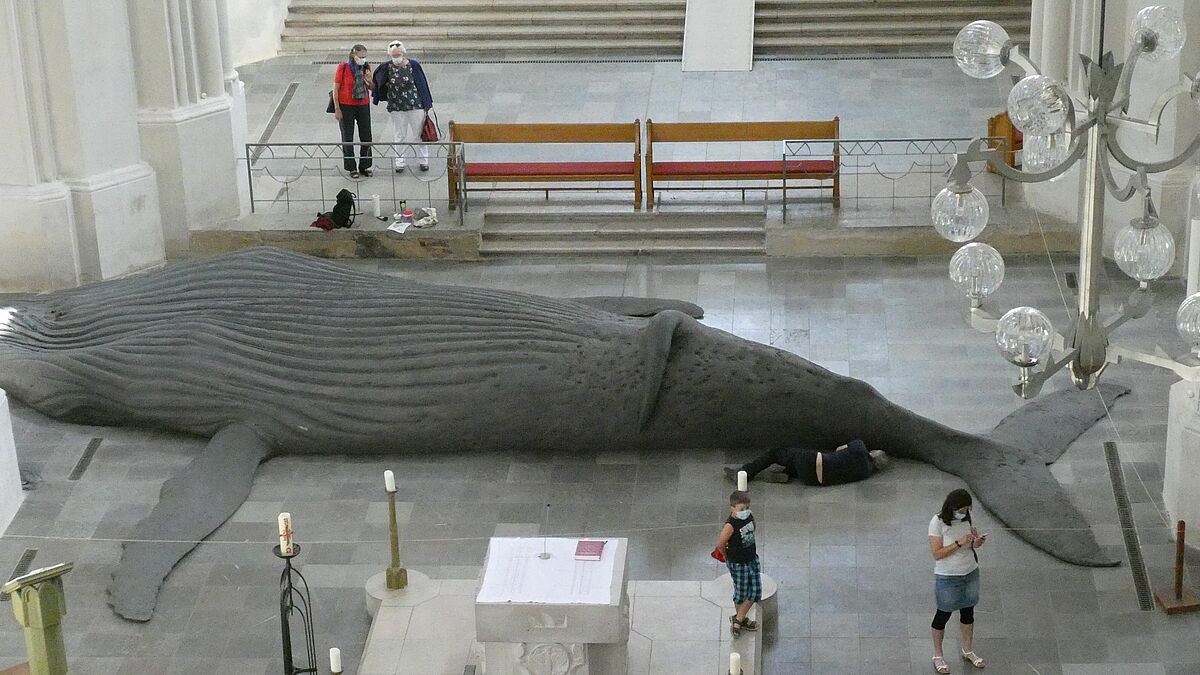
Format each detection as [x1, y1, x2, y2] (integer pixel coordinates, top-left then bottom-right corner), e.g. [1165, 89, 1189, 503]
[727, 556, 762, 604]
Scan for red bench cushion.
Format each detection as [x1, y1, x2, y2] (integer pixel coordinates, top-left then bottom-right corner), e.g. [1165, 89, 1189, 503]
[653, 160, 836, 176]
[466, 162, 636, 177]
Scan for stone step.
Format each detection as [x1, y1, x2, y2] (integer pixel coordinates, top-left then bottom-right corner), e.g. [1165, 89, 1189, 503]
[485, 229, 766, 244]
[754, 20, 1032, 38]
[484, 206, 765, 225]
[479, 240, 767, 256]
[284, 24, 684, 39]
[287, 10, 685, 27]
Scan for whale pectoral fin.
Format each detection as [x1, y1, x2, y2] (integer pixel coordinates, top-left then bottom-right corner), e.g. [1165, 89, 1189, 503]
[108, 423, 271, 621]
[953, 444, 1120, 567]
[570, 296, 704, 319]
[988, 382, 1130, 464]
[638, 310, 688, 429]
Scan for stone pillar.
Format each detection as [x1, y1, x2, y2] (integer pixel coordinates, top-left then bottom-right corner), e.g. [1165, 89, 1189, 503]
[1165, 380, 1200, 537]
[216, 0, 250, 213]
[128, 0, 241, 257]
[0, 390, 24, 536]
[0, 0, 163, 291]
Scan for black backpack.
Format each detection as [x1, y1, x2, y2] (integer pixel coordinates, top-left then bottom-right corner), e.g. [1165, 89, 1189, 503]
[317, 189, 357, 229]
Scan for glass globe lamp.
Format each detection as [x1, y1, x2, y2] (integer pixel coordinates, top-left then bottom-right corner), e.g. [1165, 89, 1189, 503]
[931, 185, 989, 242]
[1113, 215, 1175, 282]
[1132, 5, 1186, 62]
[1023, 131, 1071, 176]
[1177, 293, 1200, 356]
[949, 243, 1005, 301]
[996, 306, 1055, 367]
[1007, 75, 1068, 135]
[953, 20, 1012, 79]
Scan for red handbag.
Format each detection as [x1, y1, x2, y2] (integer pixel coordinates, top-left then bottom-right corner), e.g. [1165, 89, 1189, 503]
[711, 545, 726, 563]
[420, 109, 440, 142]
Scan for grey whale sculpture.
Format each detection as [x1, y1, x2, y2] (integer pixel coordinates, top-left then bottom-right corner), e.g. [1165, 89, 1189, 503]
[0, 247, 1125, 621]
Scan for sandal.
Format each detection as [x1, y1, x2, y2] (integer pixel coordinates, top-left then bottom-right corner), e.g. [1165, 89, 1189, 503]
[362, 169, 373, 178]
[961, 649, 985, 668]
[349, 171, 361, 179]
[932, 656, 949, 674]
[738, 617, 758, 631]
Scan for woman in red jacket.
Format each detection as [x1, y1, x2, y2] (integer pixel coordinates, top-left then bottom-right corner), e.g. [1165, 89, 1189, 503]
[332, 44, 373, 178]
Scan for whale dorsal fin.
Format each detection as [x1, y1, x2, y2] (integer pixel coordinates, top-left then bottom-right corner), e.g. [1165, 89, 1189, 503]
[571, 296, 704, 319]
[987, 382, 1130, 465]
[108, 423, 272, 621]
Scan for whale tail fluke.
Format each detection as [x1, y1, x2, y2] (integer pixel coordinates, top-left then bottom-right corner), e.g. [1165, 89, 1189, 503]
[986, 382, 1130, 465]
[108, 423, 272, 621]
[944, 383, 1131, 567]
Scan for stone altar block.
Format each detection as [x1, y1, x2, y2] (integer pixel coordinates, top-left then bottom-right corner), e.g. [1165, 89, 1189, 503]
[0, 390, 24, 535]
[475, 537, 629, 675]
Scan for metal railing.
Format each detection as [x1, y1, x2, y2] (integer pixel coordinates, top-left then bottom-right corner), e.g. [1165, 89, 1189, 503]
[783, 136, 1011, 219]
[243, 141, 466, 228]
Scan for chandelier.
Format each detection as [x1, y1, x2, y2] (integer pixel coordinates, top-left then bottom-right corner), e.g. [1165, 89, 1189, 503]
[935, 5, 1200, 397]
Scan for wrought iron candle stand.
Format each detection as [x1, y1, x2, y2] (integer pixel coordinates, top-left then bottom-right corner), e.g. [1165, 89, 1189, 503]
[274, 544, 318, 675]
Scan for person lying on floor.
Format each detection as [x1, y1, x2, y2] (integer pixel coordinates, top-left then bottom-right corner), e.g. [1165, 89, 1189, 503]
[724, 440, 890, 485]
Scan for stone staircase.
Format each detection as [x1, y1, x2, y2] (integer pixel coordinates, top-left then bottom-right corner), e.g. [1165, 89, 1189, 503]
[755, 0, 1032, 55]
[281, 0, 1031, 58]
[479, 208, 767, 257]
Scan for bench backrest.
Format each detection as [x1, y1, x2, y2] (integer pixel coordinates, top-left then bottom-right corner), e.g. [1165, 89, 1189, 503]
[449, 122, 641, 147]
[647, 119, 839, 144]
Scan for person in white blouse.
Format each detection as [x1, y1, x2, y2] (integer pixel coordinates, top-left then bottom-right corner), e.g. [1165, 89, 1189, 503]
[927, 488, 988, 673]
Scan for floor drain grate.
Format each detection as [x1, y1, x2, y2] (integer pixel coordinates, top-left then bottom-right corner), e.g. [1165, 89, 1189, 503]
[68, 437, 102, 481]
[1104, 441, 1155, 611]
[251, 81, 299, 164]
[1, 549, 38, 601]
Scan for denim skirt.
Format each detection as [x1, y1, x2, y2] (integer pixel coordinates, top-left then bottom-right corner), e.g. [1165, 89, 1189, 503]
[934, 568, 980, 611]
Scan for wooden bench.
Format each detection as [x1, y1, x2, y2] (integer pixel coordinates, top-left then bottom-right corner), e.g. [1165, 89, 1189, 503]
[447, 121, 643, 210]
[645, 119, 840, 209]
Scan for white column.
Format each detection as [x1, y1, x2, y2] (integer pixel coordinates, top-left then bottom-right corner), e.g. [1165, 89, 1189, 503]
[0, 391, 24, 536]
[129, 0, 241, 256]
[216, 0, 250, 214]
[0, 0, 164, 291]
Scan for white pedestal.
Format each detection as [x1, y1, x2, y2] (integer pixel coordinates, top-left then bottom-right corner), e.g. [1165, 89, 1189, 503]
[476, 537, 629, 675]
[681, 0, 755, 72]
[1165, 379, 1200, 530]
[0, 390, 25, 534]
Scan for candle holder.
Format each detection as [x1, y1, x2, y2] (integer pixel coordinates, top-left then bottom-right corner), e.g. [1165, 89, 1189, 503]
[274, 544, 318, 674]
[386, 490, 408, 590]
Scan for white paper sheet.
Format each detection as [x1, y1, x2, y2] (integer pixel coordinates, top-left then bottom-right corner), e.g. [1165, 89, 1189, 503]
[476, 538, 617, 605]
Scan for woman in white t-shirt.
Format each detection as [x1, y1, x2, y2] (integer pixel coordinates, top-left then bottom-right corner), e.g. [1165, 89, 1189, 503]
[927, 488, 987, 673]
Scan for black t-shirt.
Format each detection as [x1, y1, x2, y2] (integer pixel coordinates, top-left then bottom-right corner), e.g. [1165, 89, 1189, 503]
[820, 439, 873, 485]
[725, 514, 757, 563]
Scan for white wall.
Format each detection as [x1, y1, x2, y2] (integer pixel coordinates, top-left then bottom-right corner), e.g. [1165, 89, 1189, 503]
[226, 0, 291, 67]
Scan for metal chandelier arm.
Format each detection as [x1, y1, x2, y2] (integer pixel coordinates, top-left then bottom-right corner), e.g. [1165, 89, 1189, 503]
[1005, 44, 1043, 77]
[1149, 77, 1195, 135]
[952, 129, 1089, 184]
[1114, 43, 1147, 112]
[1106, 129, 1200, 174]
[1098, 147, 1146, 201]
[1012, 346, 1082, 399]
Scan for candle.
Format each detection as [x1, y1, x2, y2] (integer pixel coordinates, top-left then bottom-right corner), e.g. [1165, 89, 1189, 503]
[384, 469, 396, 492]
[329, 647, 342, 673]
[278, 512, 293, 555]
[372, 194, 381, 218]
[729, 651, 741, 675]
[737, 470, 748, 492]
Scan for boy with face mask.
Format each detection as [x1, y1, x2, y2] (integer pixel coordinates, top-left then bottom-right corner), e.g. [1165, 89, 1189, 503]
[716, 490, 761, 635]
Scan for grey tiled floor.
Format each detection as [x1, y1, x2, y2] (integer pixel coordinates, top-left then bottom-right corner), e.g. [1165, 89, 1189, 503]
[2, 255, 1198, 674]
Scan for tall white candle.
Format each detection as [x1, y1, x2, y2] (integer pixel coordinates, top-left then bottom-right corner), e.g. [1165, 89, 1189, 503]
[384, 469, 396, 492]
[737, 470, 748, 492]
[372, 194, 381, 218]
[329, 647, 342, 672]
[729, 651, 741, 674]
[278, 512, 293, 555]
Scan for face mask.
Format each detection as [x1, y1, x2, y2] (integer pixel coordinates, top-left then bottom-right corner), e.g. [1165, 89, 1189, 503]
[354, 57, 366, 66]
[954, 512, 967, 520]
[392, 57, 404, 64]
[735, 509, 751, 520]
